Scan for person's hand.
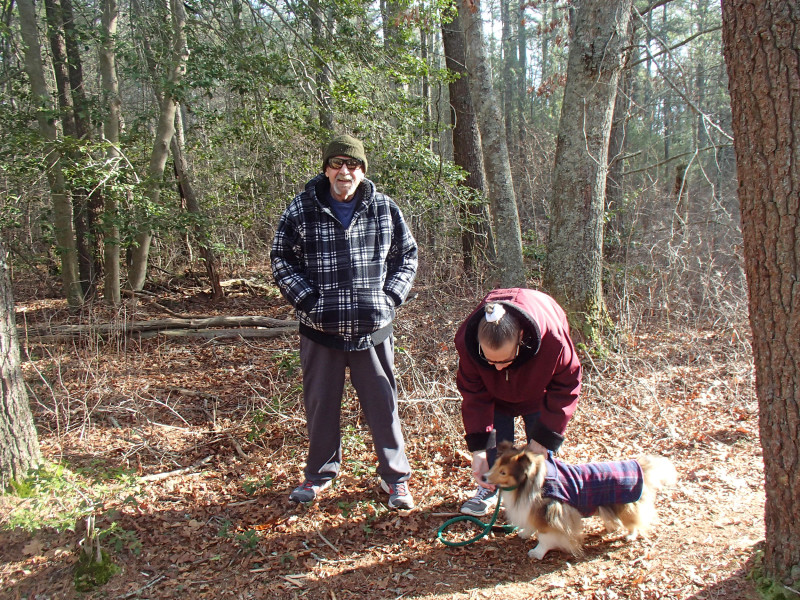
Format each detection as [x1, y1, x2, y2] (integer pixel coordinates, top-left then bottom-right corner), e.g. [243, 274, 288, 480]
[471, 450, 495, 489]
[526, 440, 548, 456]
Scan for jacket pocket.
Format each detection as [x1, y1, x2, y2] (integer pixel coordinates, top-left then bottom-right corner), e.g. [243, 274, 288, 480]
[354, 289, 395, 331]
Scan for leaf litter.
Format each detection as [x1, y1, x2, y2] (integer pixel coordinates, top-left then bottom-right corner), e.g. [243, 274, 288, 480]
[0, 281, 763, 599]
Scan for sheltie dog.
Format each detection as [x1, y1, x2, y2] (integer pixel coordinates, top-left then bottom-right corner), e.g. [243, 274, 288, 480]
[486, 441, 677, 560]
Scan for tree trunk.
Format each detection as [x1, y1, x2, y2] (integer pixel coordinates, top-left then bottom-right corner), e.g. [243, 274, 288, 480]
[171, 107, 223, 300]
[62, 0, 103, 298]
[721, 0, 800, 591]
[128, 0, 188, 291]
[99, 0, 122, 306]
[420, 27, 432, 149]
[44, 0, 98, 299]
[381, 0, 404, 101]
[501, 0, 515, 157]
[543, 0, 633, 343]
[605, 25, 634, 258]
[441, 8, 493, 274]
[0, 240, 41, 489]
[17, 0, 83, 308]
[309, 0, 334, 132]
[516, 0, 527, 145]
[458, 0, 525, 288]
[606, 81, 627, 246]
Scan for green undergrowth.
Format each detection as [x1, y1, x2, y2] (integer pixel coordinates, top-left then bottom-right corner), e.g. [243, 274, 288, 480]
[748, 550, 800, 600]
[73, 548, 121, 592]
[3, 461, 140, 532]
[4, 462, 142, 592]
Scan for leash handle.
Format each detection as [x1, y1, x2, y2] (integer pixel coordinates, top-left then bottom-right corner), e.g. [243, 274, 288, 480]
[436, 494, 515, 547]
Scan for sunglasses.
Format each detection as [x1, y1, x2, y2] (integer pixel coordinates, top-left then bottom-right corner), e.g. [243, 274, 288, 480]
[328, 157, 363, 170]
[478, 343, 520, 365]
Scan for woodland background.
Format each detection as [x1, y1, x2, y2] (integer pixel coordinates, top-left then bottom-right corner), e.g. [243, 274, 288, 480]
[0, 0, 774, 598]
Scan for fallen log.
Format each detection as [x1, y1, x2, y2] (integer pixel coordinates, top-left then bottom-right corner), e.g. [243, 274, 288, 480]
[20, 316, 299, 341]
[140, 326, 298, 340]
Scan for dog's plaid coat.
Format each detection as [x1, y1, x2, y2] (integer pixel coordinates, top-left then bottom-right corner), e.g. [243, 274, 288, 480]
[542, 456, 644, 516]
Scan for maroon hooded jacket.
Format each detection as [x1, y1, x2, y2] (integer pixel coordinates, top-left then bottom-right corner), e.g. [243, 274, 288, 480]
[455, 288, 582, 453]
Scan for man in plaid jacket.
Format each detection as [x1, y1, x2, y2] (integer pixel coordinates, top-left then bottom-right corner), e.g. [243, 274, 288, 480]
[271, 134, 418, 509]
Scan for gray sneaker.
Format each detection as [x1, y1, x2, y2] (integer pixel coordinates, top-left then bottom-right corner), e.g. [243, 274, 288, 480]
[460, 486, 498, 516]
[380, 480, 415, 510]
[289, 479, 331, 503]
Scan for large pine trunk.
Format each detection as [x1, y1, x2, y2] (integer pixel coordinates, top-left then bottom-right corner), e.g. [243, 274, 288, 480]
[721, 0, 800, 589]
[0, 242, 41, 489]
[543, 0, 633, 342]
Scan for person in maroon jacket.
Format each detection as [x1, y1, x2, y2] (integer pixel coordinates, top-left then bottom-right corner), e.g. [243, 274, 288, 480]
[454, 288, 582, 516]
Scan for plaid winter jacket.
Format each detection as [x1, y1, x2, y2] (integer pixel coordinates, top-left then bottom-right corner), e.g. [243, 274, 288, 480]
[542, 456, 644, 517]
[271, 174, 418, 351]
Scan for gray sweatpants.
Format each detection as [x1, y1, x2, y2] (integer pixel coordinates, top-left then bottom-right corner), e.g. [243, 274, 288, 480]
[299, 334, 411, 484]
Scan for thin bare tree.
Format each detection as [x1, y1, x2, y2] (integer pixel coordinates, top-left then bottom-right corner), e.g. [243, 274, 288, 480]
[99, 0, 122, 305]
[127, 0, 188, 291]
[441, 8, 493, 274]
[17, 0, 83, 307]
[458, 0, 525, 287]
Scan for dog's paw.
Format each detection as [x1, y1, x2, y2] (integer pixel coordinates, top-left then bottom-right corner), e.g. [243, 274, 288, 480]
[517, 527, 535, 540]
[528, 545, 548, 560]
[624, 530, 639, 542]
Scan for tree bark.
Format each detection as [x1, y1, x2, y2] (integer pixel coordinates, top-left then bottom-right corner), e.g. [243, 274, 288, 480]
[516, 0, 527, 145]
[721, 0, 800, 590]
[0, 241, 41, 489]
[99, 0, 122, 306]
[441, 8, 493, 274]
[18, 0, 83, 308]
[543, 0, 633, 343]
[458, 0, 525, 288]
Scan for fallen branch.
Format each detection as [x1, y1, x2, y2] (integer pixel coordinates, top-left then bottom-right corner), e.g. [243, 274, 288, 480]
[116, 574, 166, 599]
[140, 455, 213, 482]
[315, 525, 341, 555]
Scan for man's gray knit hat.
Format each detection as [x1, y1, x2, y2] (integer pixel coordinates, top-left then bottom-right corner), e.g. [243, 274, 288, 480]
[322, 134, 368, 173]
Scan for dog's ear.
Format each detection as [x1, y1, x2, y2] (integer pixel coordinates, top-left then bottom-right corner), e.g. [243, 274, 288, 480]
[497, 440, 514, 455]
[518, 451, 547, 478]
[516, 451, 532, 471]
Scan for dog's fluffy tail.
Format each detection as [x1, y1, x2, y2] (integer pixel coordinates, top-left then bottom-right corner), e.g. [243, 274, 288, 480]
[638, 455, 678, 491]
[599, 455, 677, 540]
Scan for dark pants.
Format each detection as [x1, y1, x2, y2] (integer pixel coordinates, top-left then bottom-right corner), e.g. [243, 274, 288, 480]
[299, 334, 411, 484]
[487, 411, 541, 467]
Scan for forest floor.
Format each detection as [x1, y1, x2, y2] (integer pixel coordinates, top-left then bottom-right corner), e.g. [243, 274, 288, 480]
[1, 272, 764, 599]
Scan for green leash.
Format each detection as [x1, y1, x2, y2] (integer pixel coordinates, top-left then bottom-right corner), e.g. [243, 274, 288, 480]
[436, 490, 517, 547]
